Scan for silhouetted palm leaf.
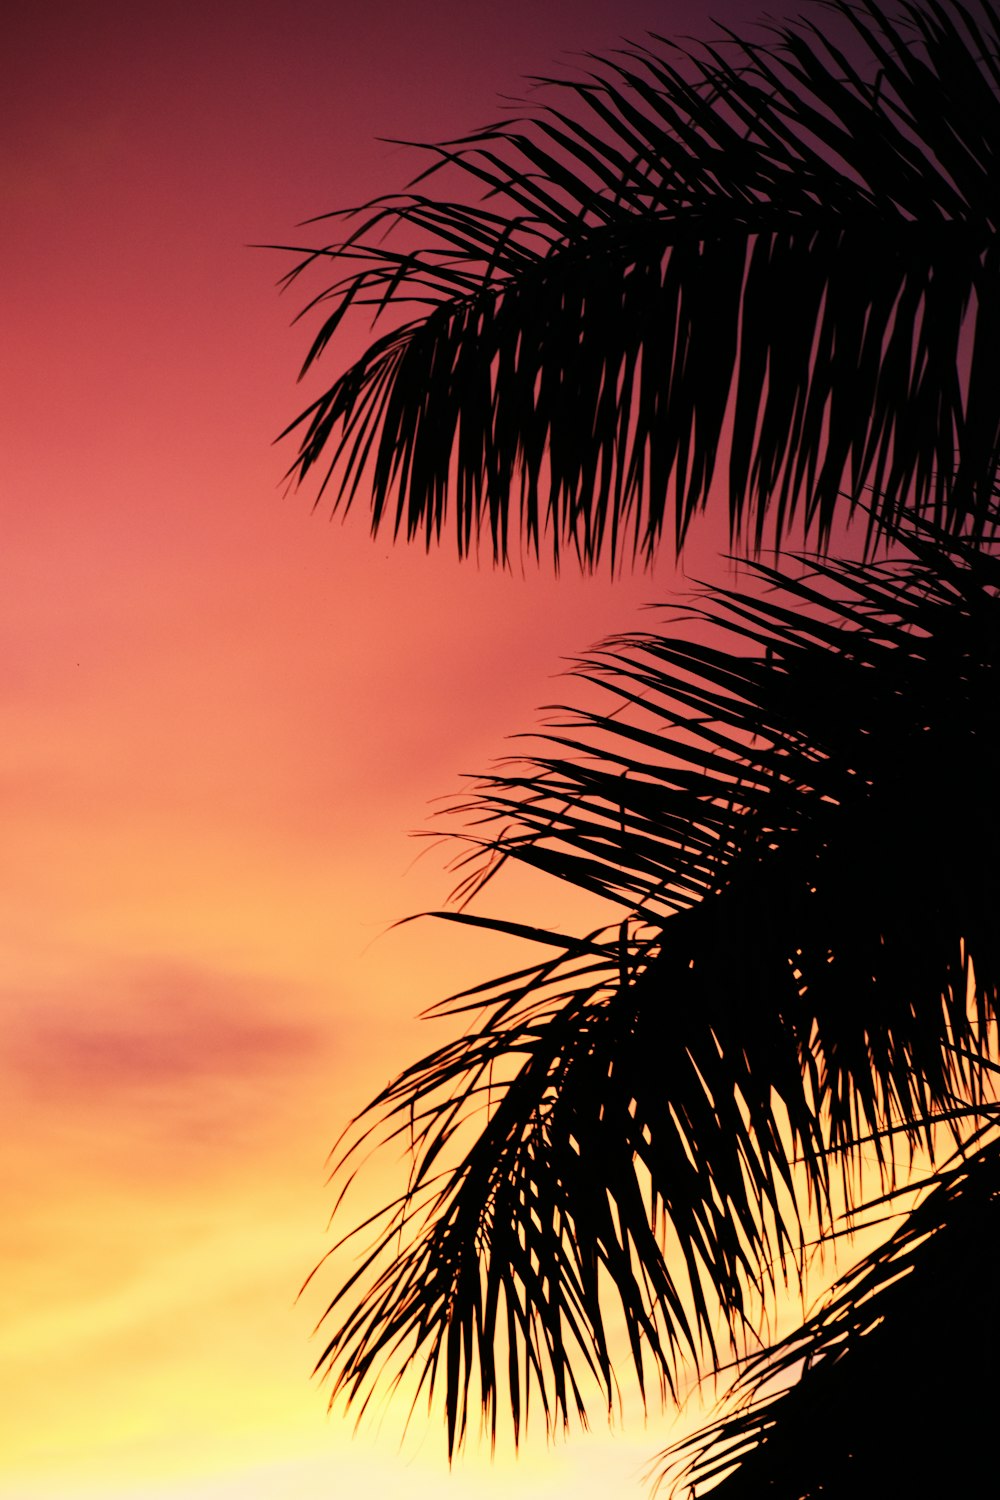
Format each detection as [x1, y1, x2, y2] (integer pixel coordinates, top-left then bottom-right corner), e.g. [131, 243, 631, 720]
[659, 1114, 1000, 1497]
[279, 0, 1000, 565]
[314, 517, 1000, 1452]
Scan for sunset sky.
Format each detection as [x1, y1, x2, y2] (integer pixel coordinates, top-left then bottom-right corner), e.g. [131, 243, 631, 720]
[4, 3, 809, 1496]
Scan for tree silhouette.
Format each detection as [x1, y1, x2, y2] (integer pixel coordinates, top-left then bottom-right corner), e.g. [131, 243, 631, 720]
[280, 0, 1000, 564]
[662, 1113, 1000, 1495]
[280, 2, 1000, 1491]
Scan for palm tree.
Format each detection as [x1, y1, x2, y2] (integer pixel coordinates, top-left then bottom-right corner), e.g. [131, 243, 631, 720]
[661, 1110, 1000, 1495]
[316, 519, 1000, 1485]
[279, 1, 1000, 1490]
[279, 0, 1000, 564]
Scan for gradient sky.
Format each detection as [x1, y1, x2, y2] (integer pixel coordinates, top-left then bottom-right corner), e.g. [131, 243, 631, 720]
[4, 3, 810, 1496]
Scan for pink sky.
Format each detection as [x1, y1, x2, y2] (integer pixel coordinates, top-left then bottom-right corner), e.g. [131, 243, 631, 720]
[4, 3, 798, 1495]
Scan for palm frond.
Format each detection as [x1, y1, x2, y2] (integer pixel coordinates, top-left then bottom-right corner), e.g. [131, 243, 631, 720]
[313, 517, 1000, 1451]
[659, 1121, 1000, 1498]
[279, 0, 1000, 565]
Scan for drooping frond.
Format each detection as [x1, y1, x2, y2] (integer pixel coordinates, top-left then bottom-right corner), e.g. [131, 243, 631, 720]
[659, 1119, 1000, 1498]
[313, 517, 1000, 1452]
[279, 0, 1000, 566]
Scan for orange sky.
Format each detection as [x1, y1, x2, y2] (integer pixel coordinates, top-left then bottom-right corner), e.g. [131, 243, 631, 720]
[3, 3, 809, 1496]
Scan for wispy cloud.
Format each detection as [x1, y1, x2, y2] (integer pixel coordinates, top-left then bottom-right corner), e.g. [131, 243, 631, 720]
[3, 960, 332, 1181]
[14, 962, 318, 1094]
